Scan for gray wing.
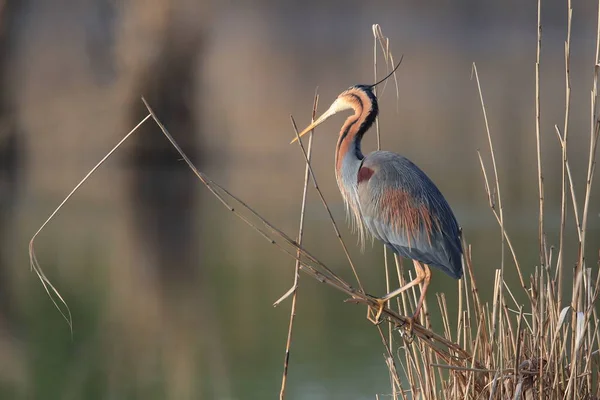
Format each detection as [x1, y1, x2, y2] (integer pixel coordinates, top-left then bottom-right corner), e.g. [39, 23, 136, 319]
[357, 151, 463, 279]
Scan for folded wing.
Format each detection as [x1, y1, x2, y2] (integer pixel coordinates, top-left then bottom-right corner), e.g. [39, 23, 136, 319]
[357, 151, 463, 279]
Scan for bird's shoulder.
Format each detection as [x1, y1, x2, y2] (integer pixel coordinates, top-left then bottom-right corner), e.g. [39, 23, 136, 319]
[356, 150, 455, 226]
[362, 150, 412, 169]
[358, 151, 433, 190]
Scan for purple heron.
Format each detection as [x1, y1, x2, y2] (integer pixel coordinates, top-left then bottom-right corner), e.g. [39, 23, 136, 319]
[292, 75, 463, 327]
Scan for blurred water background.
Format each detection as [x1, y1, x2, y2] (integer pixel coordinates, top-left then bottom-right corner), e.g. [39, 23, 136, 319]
[0, 1, 598, 399]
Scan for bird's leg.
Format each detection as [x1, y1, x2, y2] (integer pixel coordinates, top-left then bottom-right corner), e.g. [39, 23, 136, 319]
[367, 261, 425, 325]
[412, 263, 431, 322]
[403, 263, 432, 335]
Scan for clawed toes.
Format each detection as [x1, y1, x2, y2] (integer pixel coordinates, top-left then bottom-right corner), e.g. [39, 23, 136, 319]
[394, 318, 416, 342]
[366, 300, 386, 325]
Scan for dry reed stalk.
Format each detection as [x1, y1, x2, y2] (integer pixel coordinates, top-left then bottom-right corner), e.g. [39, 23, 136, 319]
[535, 0, 546, 270]
[288, 113, 365, 292]
[371, 27, 409, 398]
[277, 92, 319, 400]
[557, 0, 573, 309]
[473, 61, 509, 398]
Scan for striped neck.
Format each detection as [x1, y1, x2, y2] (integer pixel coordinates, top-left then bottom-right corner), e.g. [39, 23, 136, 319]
[334, 85, 379, 178]
[332, 85, 378, 246]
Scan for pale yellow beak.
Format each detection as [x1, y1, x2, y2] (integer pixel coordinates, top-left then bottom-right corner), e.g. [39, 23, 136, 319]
[290, 98, 347, 144]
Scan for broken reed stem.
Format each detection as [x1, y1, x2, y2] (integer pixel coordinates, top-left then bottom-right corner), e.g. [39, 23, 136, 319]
[557, 0, 573, 309]
[472, 62, 508, 396]
[471, 65, 509, 285]
[278, 92, 319, 400]
[554, 126, 582, 242]
[534, 7, 547, 400]
[535, 0, 546, 270]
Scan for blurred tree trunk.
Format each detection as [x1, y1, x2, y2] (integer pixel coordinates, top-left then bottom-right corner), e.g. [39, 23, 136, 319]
[127, 24, 204, 286]
[113, 2, 232, 398]
[0, 0, 23, 324]
[0, 0, 27, 391]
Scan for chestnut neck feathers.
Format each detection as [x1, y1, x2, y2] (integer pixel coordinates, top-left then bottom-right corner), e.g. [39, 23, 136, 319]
[333, 85, 379, 245]
[334, 85, 379, 175]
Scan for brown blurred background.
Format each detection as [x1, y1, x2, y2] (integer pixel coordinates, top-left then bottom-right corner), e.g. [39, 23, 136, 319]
[0, 0, 598, 399]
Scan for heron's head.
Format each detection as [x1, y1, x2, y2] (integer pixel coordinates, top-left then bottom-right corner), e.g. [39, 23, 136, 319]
[290, 56, 402, 144]
[290, 85, 376, 143]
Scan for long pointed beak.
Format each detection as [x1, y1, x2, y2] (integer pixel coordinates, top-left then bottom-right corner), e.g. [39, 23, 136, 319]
[290, 102, 340, 144]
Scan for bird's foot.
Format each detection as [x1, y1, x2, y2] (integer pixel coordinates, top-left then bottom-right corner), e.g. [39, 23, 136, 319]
[396, 319, 416, 343]
[397, 312, 421, 342]
[403, 316, 416, 337]
[366, 297, 387, 325]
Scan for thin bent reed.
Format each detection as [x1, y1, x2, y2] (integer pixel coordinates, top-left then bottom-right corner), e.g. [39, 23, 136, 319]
[28, 114, 153, 333]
